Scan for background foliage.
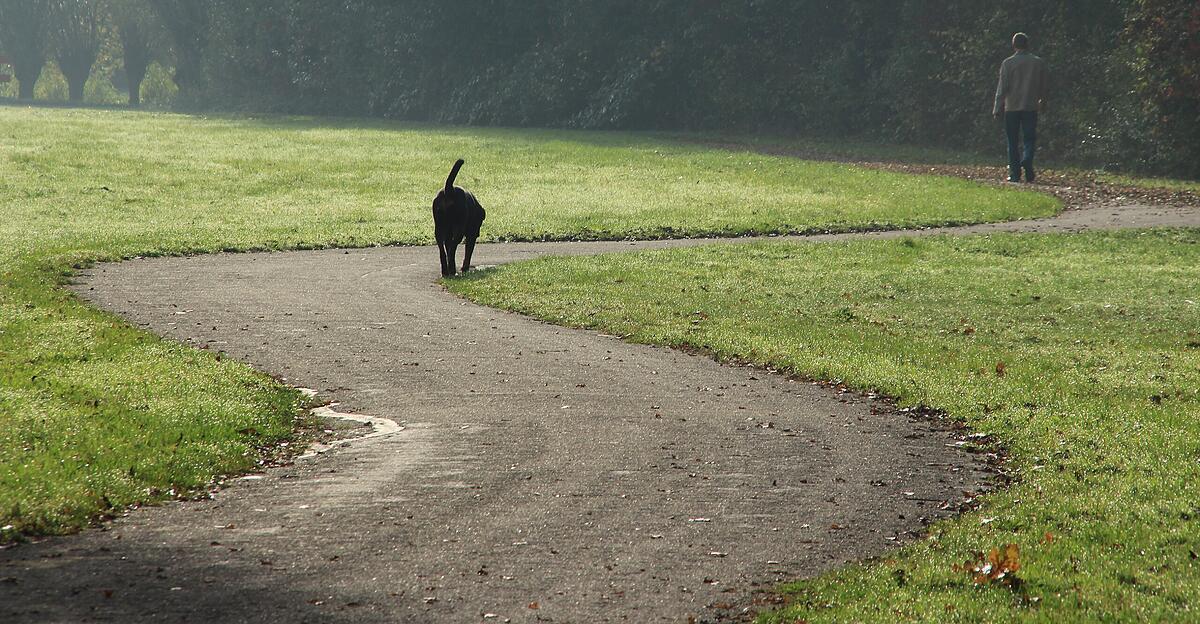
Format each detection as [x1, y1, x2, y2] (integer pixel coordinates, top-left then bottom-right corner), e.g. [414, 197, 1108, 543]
[1, 0, 1197, 175]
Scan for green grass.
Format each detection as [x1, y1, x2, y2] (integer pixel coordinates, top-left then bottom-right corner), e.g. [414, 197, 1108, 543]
[446, 230, 1200, 622]
[0, 106, 1055, 539]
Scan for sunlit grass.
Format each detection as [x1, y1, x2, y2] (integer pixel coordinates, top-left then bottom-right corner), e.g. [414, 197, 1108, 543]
[0, 105, 1058, 539]
[447, 230, 1200, 622]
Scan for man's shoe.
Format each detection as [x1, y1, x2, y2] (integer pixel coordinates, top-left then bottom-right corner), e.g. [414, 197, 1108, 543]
[1007, 177, 1020, 183]
[1023, 168, 1035, 183]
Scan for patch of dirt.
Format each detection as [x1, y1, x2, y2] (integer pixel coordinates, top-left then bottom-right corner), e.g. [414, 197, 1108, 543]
[863, 162, 1200, 210]
[701, 140, 1200, 210]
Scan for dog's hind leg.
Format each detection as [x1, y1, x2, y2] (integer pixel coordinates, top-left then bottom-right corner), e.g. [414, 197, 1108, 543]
[461, 236, 476, 273]
[444, 235, 461, 276]
[435, 227, 452, 276]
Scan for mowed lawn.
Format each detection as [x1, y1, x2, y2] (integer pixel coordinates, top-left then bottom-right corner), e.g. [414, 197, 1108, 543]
[447, 231, 1200, 622]
[0, 106, 1057, 539]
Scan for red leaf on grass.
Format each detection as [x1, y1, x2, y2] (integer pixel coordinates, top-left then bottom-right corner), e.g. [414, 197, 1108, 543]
[953, 543, 1022, 587]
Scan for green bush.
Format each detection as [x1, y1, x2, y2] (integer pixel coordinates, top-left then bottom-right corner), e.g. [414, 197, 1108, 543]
[33, 62, 69, 102]
[139, 62, 177, 109]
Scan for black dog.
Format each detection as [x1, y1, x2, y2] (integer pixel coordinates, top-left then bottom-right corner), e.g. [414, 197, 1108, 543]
[432, 159, 486, 276]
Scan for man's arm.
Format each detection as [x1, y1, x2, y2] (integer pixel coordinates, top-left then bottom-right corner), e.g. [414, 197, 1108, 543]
[993, 61, 1008, 117]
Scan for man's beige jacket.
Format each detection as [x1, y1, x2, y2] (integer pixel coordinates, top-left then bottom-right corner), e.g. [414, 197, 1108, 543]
[993, 50, 1047, 115]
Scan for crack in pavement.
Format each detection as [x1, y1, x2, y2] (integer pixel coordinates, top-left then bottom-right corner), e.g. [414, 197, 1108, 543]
[2, 202, 1196, 623]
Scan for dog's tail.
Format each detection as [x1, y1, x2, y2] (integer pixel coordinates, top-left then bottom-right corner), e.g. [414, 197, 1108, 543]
[445, 159, 465, 193]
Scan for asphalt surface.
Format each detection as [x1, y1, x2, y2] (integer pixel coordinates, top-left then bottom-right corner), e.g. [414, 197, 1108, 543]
[3, 202, 1196, 623]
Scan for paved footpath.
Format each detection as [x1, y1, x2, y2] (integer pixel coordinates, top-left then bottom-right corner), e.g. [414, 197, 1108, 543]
[2, 203, 1196, 623]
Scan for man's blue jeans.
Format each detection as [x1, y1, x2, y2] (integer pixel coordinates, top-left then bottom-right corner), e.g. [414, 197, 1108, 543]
[1004, 110, 1038, 181]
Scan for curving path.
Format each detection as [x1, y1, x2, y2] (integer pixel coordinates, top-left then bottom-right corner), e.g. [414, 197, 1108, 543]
[2, 202, 1197, 624]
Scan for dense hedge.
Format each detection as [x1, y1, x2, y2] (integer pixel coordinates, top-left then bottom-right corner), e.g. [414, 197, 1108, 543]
[151, 0, 1198, 176]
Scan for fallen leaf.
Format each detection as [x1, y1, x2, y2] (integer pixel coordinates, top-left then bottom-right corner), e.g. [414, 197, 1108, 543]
[953, 543, 1022, 588]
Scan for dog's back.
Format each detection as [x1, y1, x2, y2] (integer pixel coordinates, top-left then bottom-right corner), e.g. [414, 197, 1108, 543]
[435, 189, 484, 233]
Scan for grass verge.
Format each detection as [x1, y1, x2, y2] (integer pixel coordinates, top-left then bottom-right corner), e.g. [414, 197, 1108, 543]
[446, 230, 1200, 621]
[0, 105, 1055, 539]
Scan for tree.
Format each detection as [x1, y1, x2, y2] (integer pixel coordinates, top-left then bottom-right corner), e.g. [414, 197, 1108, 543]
[51, 0, 107, 102]
[16, 0, 1184, 176]
[0, 0, 53, 99]
[107, 0, 159, 106]
[148, 0, 208, 96]
[1127, 0, 1200, 177]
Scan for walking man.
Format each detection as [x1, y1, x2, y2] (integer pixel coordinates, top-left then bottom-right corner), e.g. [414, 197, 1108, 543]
[993, 32, 1048, 183]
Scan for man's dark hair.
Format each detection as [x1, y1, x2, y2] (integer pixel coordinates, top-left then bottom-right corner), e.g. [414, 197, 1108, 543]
[1012, 32, 1029, 49]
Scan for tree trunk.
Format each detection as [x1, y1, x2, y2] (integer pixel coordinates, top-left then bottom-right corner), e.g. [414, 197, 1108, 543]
[18, 79, 37, 100]
[128, 75, 143, 107]
[14, 63, 43, 100]
[67, 76, 86, 102]
[119, 20, 152, 109]
[172, 53, 200, 95]
[59, 55, 94, 103]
